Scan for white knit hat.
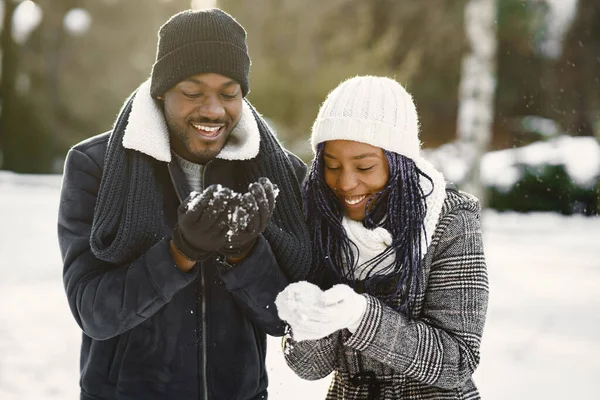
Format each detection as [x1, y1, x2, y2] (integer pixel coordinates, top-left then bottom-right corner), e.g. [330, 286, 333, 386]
[311, 75, 448, 252]
[311, 75, 421, 159]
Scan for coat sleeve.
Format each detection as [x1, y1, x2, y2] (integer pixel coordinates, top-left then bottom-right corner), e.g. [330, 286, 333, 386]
[282, 331, 340, 380]
[58, 146, 198, 341]
[285, 149, 308, 185]
[344, 208, 489, 389]
[217, 236, 289, 336]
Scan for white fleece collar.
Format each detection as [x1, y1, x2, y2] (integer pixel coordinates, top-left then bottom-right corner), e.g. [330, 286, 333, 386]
[122, 79, 260, 163]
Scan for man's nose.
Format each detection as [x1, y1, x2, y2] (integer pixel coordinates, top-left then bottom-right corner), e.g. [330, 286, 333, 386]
[198, 95, 225, 120]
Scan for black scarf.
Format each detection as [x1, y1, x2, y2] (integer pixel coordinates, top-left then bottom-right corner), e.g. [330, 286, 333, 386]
[90, 91, 311, 281]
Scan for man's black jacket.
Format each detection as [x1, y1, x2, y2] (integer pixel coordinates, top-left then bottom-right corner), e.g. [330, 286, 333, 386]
[58, 132, 307, 400]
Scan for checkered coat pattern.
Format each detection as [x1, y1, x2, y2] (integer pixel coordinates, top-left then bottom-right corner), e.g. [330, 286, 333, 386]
[283, 190, 489, 399]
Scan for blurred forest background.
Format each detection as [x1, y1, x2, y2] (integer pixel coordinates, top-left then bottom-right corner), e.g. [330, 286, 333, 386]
[0, 0, 598, 213]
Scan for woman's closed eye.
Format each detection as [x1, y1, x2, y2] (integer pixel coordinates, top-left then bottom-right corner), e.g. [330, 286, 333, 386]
[357, 165, 375, 171]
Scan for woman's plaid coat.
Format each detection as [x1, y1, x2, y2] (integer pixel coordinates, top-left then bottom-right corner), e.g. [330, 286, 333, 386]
[283, 189, 489, 399]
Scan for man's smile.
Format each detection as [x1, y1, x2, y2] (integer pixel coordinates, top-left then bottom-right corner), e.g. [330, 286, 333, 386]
[191, 123, 225, 140]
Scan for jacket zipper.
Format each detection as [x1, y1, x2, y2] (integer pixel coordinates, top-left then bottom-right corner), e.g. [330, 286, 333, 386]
[200, 269, 209, 400]
[168, 161, 210, 399]
[200, 160, 212, 400]
[168, 163, 183, 203]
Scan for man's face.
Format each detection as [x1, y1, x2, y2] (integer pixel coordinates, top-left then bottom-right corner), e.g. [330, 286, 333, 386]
[162, 73, 243, 164]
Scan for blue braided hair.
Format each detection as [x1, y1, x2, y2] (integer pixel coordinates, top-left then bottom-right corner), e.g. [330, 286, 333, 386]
[303, 142, 433, 317]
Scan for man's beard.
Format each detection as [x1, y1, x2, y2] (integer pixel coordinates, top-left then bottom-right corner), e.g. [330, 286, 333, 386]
[166, 118, 230, 165]
[175, 129, 220, 164]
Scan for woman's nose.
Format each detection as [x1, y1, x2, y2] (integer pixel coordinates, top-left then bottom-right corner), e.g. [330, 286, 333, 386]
[337, 171, 358, 193]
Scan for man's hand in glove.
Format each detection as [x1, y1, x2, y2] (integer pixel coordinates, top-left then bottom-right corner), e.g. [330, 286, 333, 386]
[220, 177, 278, 262]
[171, 184, 238, 268]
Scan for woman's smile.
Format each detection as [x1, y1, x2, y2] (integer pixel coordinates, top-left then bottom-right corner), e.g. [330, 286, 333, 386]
[323, 140, 390, 221]
[341, 194, 369, 209]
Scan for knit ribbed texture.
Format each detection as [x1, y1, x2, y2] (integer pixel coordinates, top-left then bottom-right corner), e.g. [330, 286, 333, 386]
[310, 75, 448, 250]
[90, 93, 312, 282]
[311, 76, 420, 160]
[238, 102, 312, 281]
[341, 217, 395, 280]
[173, 152, 204, 192]
[150, 8, 250, 97]
[90, 90, 165, 263]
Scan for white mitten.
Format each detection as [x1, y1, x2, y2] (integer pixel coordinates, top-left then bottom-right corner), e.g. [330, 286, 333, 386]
[320, 284, 367, 333]
[275, 282, 367, 341]
[275, 281, 324, 324]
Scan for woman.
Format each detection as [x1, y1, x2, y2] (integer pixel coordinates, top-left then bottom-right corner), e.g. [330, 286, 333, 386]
[275, 76, 489, 399]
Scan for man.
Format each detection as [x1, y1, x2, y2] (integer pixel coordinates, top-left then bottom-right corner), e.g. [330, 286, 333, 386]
[57, 8, 312, 400]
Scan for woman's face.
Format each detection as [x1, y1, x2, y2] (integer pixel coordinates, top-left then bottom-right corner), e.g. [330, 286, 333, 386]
[323, 140, 390, 221]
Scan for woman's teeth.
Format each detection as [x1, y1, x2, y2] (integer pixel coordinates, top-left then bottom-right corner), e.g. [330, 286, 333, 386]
[344, 195, 367, 205]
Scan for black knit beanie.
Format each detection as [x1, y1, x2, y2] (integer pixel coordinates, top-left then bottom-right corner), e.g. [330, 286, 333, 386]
[150, 8, 250, 98]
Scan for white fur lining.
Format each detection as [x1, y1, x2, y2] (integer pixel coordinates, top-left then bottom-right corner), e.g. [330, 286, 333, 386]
[123, 80, 171, 162]
[122, 79, 260, 162]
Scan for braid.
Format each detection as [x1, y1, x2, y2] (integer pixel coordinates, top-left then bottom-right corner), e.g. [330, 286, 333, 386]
[303, 144, 356, 285]
[304, 143, 434, 317]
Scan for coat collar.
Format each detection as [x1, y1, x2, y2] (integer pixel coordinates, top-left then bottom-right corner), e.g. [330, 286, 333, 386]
[122, 79, 260, 163]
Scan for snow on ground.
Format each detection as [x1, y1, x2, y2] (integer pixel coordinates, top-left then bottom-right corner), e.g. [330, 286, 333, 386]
[1, 172, 599, 399]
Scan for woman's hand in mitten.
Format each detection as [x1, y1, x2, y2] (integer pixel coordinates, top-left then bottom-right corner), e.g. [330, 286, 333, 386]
[275, 282, 367, 342]
[319, 284, 368, 333]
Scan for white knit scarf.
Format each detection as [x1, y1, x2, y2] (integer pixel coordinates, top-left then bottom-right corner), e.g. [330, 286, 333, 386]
[342, 217, 395, 280]
[340, 165, 446, 281]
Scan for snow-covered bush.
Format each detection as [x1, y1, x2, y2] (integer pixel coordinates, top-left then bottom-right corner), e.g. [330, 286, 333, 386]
[424, 136, 600, 215]
[488, 164, 599, 215]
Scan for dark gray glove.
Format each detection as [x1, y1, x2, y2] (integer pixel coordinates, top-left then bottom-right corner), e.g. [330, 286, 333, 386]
[172, 184, 237, 262]
[219, 177, 278, 259]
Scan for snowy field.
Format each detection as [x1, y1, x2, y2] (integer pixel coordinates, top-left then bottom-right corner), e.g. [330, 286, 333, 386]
[1, 171, 599, 400]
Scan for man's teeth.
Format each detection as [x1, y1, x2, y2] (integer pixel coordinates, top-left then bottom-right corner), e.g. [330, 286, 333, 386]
[193, 124, 221, 132]
[344, 195, 367, 205]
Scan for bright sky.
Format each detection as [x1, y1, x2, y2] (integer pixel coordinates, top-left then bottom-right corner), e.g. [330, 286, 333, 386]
[191, 0, 217, 9]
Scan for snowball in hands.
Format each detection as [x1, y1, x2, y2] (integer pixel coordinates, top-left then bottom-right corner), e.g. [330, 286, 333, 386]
[186, 185, 249, 237]
[185, 178, 279, 239]
[275, 281, 367, 341]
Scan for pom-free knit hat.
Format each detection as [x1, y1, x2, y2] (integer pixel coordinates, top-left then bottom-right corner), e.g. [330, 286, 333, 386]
[311, 75, 448, 250]
[150, 8, 250, 98]
[311, 76, 420, 159]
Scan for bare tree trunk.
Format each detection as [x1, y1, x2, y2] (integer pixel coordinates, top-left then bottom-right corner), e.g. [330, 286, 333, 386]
[566, 0, 598, 137]
[0, 0, 19, 170]
[456, 0, 498, 204]
[0, 0, 58, 172]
